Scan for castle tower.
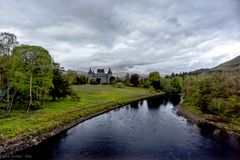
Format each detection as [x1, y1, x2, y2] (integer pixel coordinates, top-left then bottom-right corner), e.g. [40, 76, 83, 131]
[107, 68, 112, 83]
[88, 68, 92, 74]
[108, 68, 112, 75]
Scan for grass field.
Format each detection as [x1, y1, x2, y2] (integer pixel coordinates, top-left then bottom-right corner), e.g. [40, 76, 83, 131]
[0, 85, 158, 144]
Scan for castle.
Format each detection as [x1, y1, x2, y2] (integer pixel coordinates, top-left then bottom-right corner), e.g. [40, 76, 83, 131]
[88, 68, 113, 84]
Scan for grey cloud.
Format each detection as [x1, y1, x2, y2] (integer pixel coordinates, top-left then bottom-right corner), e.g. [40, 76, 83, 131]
[0, 0, 239, 74]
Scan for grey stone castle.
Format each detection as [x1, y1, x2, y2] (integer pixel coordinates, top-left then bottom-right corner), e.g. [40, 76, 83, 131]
[88, 68, 113, 84]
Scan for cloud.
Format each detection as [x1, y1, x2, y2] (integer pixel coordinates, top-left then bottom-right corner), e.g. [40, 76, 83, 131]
[0, 0, 239, 74]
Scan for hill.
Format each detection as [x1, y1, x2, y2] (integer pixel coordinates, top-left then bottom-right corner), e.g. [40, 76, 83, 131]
[212, 55, 240, 72]
[189, 55, 240, 75]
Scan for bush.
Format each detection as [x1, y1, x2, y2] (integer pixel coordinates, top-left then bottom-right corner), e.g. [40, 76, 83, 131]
[209, 98, 224, 114]
[70, 91, 81, 102]
[115, 82, 124, 88]
[170, 77, 183, 94]
[208, 98, 239, 117]
[149, 86, 155, 93]
[29, 101, 41, 110]
[90, 79, 98, 85]
[150, 81, 161, 90]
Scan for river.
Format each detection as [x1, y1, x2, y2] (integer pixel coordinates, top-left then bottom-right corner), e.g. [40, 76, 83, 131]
[19, 95, 239, 160]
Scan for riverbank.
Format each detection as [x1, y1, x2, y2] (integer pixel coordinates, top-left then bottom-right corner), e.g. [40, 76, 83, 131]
[0, 85, 162, 155]
[176, 103, 240, 149]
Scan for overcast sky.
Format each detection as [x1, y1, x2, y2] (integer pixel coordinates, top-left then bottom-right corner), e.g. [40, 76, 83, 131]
[0, 0, 240, 74]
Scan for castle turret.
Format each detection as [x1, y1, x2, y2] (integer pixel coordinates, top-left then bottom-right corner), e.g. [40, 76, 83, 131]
[108, 68, 112, 74]
[88, 68, 92, 74]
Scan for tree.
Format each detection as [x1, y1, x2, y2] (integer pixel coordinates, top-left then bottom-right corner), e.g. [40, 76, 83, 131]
[66, 70, 78, 85]
[130, 74, 140, 86]
[0, 32, 18, 112]
[148, 71, 161, 90]
[49, 63, 71, 101]
[11, 45, 53, 111]
[140, 77, 149, 88]
[170, 77, 183, 94]
[124, 73, 130, 85]
[159, 77, 169, 90]
[148, 71, 161, 82]
[0, 32, 18, 56]
[90, 79, 98, 85]
[75, 75, 88, 85]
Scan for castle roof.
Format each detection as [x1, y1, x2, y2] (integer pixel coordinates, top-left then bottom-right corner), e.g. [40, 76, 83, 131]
[97, 69, 105, 73]
[88, 68, 113, 75]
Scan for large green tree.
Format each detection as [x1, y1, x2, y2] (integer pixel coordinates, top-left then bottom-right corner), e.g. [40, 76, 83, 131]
[49, 63, 71, 101]
[170, 77, 183, 94]
[0, 32, 18, 112]
[11, 45, 53, 111]
[148, 71, 161, 90]
[75, 75, 88, 85]
[124, 73, 130, 85]
[148, 71, 161, 82]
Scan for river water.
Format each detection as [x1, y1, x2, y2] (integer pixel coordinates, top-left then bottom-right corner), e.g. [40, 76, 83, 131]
[19, 96, 239, 160]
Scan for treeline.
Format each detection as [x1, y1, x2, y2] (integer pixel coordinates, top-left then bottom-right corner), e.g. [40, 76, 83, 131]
[183, 73, 240, 117]
[65, 70, 88, 85]
[0, 32, 74, 112]
[127, 70, 240, 118]
[120, 71, 183, 94]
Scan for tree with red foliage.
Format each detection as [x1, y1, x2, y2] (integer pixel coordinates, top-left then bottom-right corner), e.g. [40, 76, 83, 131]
[130, 74, 140, 86]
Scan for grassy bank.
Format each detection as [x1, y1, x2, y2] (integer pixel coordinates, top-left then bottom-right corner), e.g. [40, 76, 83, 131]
[181, 102, 240, 134]
[0, 85, 160, 147]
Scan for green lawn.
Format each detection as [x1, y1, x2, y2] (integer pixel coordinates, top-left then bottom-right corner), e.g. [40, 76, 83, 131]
[0, 85, 158, 144]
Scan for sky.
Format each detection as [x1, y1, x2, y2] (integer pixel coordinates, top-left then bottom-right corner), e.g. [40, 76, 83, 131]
[0, 0, 240, 74]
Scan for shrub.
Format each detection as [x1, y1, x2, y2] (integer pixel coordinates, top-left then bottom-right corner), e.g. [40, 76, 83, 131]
[90, 79, 98, 85]
[209, 98, 224, 114]
[29, 101, 41, 110]
[149, 86, 155, 93]
[115, 82, 124, 88]
[150, 81, 161, 90]
[70, 91, 81, 102]
[209, 98, 238, 117]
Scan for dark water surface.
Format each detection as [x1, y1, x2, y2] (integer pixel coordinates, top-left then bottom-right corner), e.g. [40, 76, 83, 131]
[19, 96, 239, 160]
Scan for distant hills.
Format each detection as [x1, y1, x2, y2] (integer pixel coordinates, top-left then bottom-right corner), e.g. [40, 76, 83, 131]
[212, 55, 240, 72]
[189, 55, 240, 75]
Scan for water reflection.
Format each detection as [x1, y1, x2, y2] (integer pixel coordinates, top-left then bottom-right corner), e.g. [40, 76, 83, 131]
[146, 97, 162, 109]
[19, 131, 68, 159]
[139, 100, 144, 106]
[169, 95, 181, 106]
[129, 101, 139, 109]
[146, 95, 181, 109]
